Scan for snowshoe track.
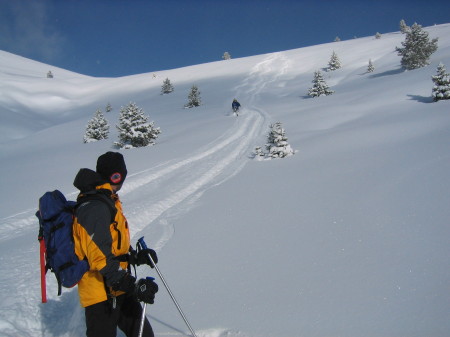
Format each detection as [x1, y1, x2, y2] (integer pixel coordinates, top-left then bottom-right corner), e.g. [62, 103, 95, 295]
[123, 106, 267, 248]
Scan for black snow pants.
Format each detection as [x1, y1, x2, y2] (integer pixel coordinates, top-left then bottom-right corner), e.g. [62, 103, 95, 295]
[85, 294, 154, 337]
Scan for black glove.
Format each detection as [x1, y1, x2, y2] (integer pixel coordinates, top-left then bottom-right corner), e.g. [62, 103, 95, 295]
[129, 247, 158, 268]
[112, 274, 158, 304]
[135, 278, 159, 304]
[111, 273, 136, 293]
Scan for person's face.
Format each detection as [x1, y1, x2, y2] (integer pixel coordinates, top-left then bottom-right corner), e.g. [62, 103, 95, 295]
[111, 183, 123, 193]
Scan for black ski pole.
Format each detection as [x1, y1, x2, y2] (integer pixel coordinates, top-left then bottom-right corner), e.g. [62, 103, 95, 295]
[138, 237, 199, 337]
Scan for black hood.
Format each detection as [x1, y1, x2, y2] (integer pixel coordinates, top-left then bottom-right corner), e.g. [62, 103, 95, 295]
[73, 168, 107, 193]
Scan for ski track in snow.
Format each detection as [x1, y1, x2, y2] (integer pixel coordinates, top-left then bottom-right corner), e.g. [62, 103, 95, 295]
[124, 105, 266, 247]
[0, 53, 289, 337]
[122, 53, 290, 250]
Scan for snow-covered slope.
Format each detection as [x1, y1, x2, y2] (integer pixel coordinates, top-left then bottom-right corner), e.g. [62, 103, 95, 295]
[1, 24, 450, 337]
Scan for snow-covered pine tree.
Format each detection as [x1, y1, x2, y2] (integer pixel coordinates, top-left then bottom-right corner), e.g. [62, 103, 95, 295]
[83, 109, 109, 143]
[399, 19, 409, 34]
[367, 59, 375, 73]
[185, 85, 201, 108]
[253, 146, 265, 158]
[327, 51, 341, 71]
[115, 102, 161, 149]
[161, 78, 174, 94]
[105, 102, 112, 113]
[265, 122, 295, 159]
[308, 71, 334, 97]
[396, 23, 438, 70]
[431, 63, 450, 102]
[222, 52, 231, 60]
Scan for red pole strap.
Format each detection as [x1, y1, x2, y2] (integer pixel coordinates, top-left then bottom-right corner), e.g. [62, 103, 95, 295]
[39, 239, 47, 303]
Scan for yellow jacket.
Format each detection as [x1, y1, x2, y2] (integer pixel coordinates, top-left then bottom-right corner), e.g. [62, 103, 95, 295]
[73, 178, 131, 308]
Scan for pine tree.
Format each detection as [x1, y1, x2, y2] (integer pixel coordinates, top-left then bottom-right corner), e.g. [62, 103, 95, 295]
[161, 78, 174, 94]
[185, 85, 202, 108]
[253, 146, 265, 158]
[431, 63, 450, 102]
[105, 103, 113, 113]
[399, 19, 409, 34]
[367, 59, 375, 73]
[115, 102, 161, 149]
[327, 51, 341, 71]
[83, 109, 109, 143]
[308, 71, 334, 97]
[396, 23, 438, 70]
[265, 122, 295, 159]
[222, 52, 231, 60]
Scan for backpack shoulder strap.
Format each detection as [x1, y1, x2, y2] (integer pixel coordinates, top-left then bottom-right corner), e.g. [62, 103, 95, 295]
[76, 191, 117, 223]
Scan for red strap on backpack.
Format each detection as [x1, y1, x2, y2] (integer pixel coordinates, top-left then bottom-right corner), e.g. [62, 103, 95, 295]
[39, 237, 47, 303]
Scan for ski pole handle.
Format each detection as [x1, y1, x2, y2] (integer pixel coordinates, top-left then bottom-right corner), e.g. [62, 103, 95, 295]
[137, 237, 157, 268]
[137, 236, 149, 250]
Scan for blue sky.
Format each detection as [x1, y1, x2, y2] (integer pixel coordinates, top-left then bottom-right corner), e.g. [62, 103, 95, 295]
[1, 0, 449, 77]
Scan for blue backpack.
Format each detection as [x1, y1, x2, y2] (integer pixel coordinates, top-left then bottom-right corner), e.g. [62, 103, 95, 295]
[36, 190, 89, 298]
[37, 190, 116, 301]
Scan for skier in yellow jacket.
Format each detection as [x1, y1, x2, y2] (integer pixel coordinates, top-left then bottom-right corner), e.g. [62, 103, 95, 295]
[73, 152, 159, 337]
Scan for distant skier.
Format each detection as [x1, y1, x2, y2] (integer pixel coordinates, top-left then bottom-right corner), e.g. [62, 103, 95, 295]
[232, 99, 241, 115]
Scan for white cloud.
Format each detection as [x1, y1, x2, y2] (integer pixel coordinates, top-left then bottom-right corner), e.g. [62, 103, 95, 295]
[0, 1, 65, 62]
